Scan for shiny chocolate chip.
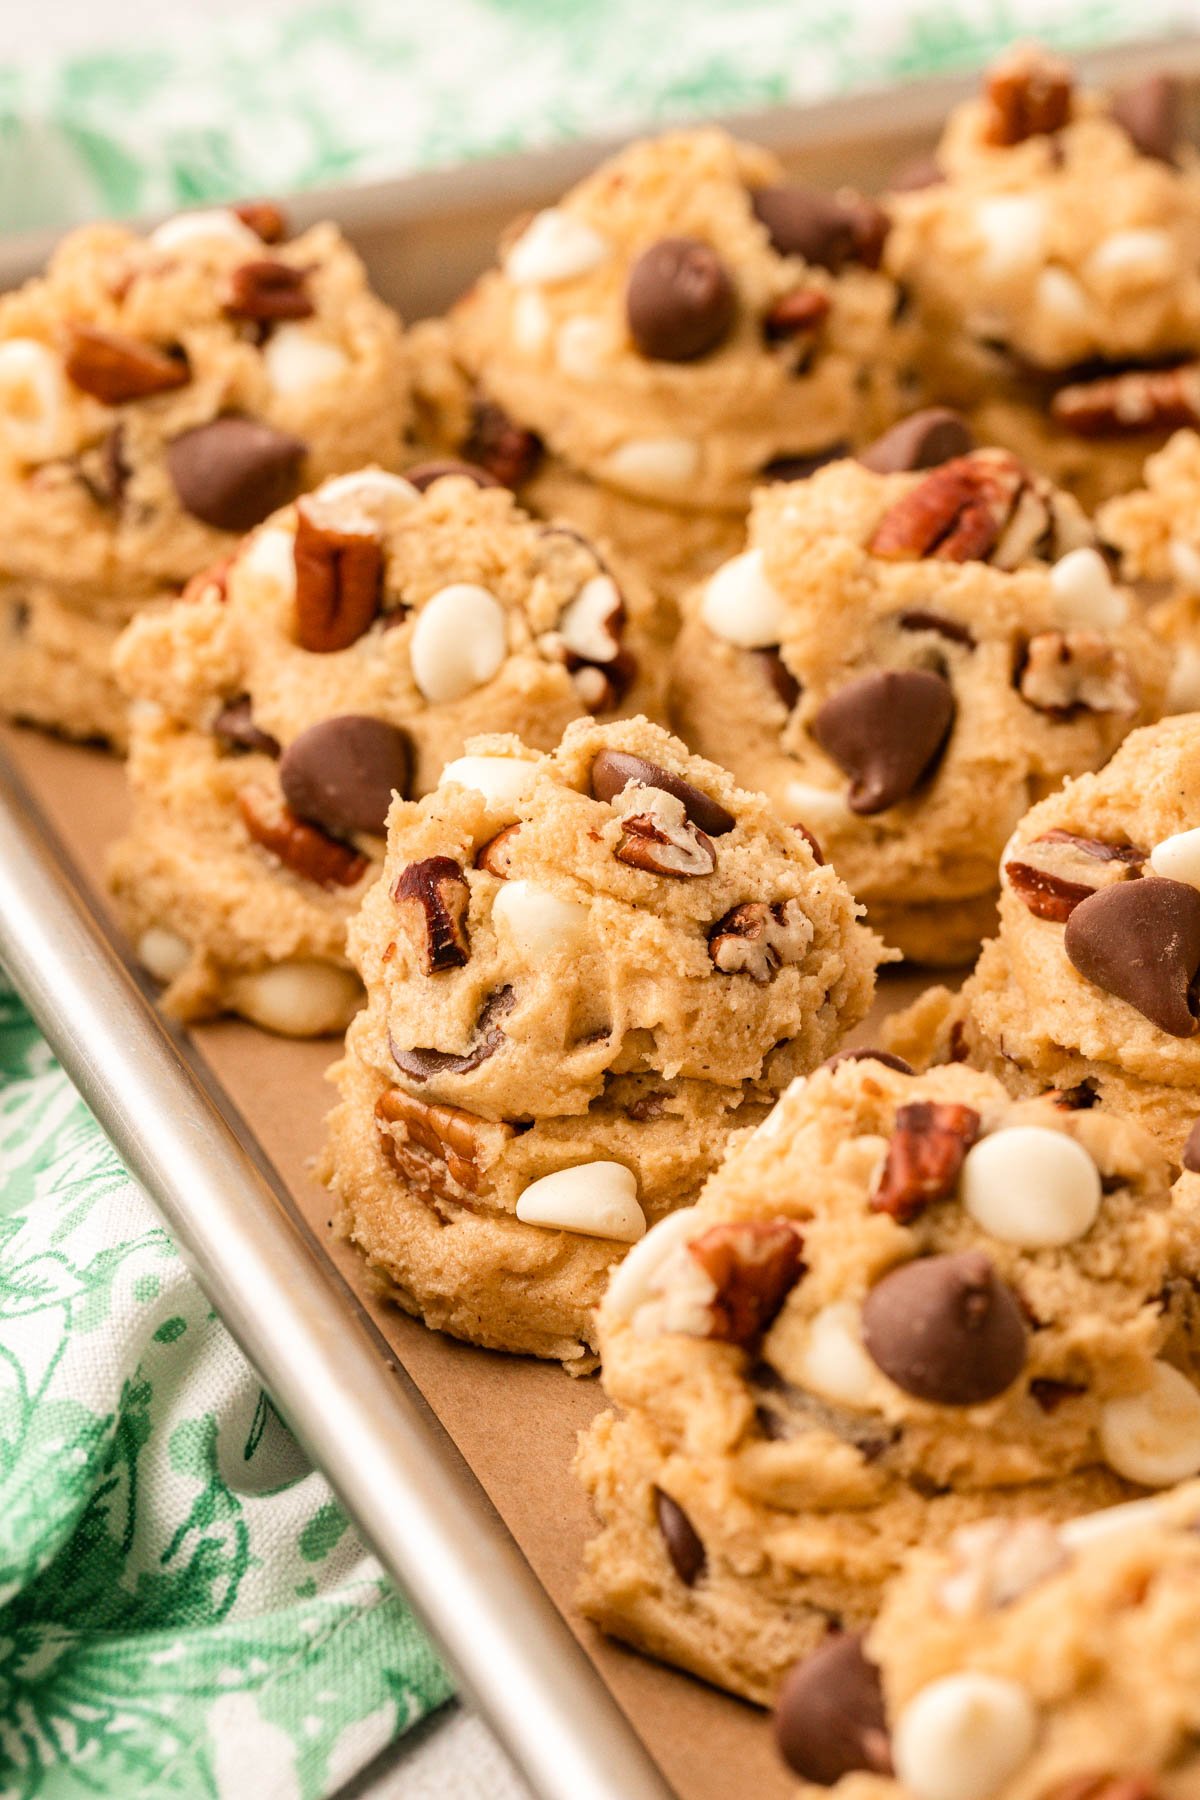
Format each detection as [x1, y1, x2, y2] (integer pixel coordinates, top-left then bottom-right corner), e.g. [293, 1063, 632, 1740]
[751, 185, 888, 272]
[775, 1634, 892, 1786]
[751, 648, 801, 709]
[861, 1250, 1028, 1405]
[212, 696, 281, 758]
[1064, 877, 1200, 1038]
[166, 415, 306, 531]
[589, 749, 735, 836]
[761, 444, 849, 482]
[820, 1047, 915, 1076]
[389, 987, 514, 1083]
[626, 237, 736, 361]
[653, 1487, 706, 1586]
[811, 668, 955, 814]
[405, 459, 500, 491]
[857, 408, 974, 475]
[280, 715, 412, 836]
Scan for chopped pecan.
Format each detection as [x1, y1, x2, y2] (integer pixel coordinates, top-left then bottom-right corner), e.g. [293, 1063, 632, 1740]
[181, 555, 234, 605]
[389, 987, 514, 1083]
[375, 1086, 514, 1203]
[1017, 632, 1138, 716]
[293, 499, 384, 653]
[474, 824, 522, 878]
[982, 45, 1073, 145]
[1004, 829, 1144, 922]
[764, 287, 831, 341]
[591, 749, 735, 836]
[236, 786, 367, 887]
[707, 899, 814, 981]
[64, 325, 189, 404]
[462, 398, 543, 489]
[1040, 1777, 1160, 1800]
[868, 451, 1031, 565]
[1052, 363, 1200, 438]
[687, 1220, 805, 1346]
[870, 1101, 981, 1222]
[233, 200, 288, 243]
[393, 856, 471, 973]
[613, 785, 717, 879]
[224, 259, 313, 322]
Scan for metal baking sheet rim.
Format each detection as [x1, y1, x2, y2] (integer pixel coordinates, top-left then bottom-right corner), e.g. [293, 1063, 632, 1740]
[1, 36, 1199, 1800]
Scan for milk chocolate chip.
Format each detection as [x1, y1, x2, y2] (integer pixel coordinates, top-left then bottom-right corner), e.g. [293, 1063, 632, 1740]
[280, 715, 412, 837]
[1112, 73, 1180, 164]
[752, 186, 888, 271]
[861, 1250, 1028, 1405]
[653, 1487, 706, 1586]
[775, 1634, 892, 1786]
[212, 696, 281, 758]
[590, 749, 735, 836]
[626, 237, 736, 361]
[857, 409, 974, 475]
[1064, 877, 1200, 1037]
[166, 416, 305, 531]
[812, 669, 955, 813]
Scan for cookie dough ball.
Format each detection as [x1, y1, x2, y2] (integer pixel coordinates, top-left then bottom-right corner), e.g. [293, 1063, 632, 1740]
[777, 1483, 1200, 1797]
[108, 469, 665, 1031]
[887, 49, 1200, 506]
[418, 127, 910, 597]
[320, 716, 883, 1364]
[0, 204, 411, 742]
[1100, 429, 1200, 713]
[670, 449, 1166, 964]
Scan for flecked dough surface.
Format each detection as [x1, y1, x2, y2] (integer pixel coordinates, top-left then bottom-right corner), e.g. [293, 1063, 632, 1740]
[1101, 428, 1200, 713]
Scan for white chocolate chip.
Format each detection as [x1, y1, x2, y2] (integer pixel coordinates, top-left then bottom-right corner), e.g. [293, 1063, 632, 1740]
[0, 338, 69, 463]
[410, 584, 508, 703]
[515, 1162, 645, 1243]
[1166, 642, 1200, 714]
[785, 781, 848, 830]
[1048, 546, 1128, 628]
[1168, 538, 1200, 593]
[555, 315, 613, 380]
[149, 208, 261, 252]
[794, 1302, 877, 1408]
[311, 468, 418, 537]
[974, 196, 1046, 278]
[238, 525, 299, 603]
[1087, 228, 1174, 281]
[511, 289, 551, 355]
[700, 549, 787, 648]
[600, 436, 700, 496]
[603, 1208, 701, 1325]
[1035, 265, 1089, 327]
[263, 325, 349, 397]
[438, 755, 540, 812]
[505, 209, 610, 286]
[1100, 1361, 1200, 1487]
[1150, 826, 1200, 890]
[137, 927, 191, 985]
[228, 961, 361, 1037]
[961, 1126, 1102, 1249]
[894, 1674, 1037, 1800]
[492, 880, 589, 959]
[558, 575, 622, 663]
[939, 1518, 1067, 1617]
[1059, 1493, 1171, 1548]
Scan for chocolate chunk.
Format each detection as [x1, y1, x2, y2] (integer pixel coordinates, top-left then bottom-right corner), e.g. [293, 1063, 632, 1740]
[857, 409, 974, 475]
[811, 668, 955, 814]
[862, 1250, 1028, 1406]
[166, 416, 306, 531]
[653, 1487, 706, 1586]
[775, 1634, 892, 1786]
[280, 715, 412, 837]
[762, 444, 849, 482]
[820, 1047, 915, 1076]
[1111, 74, 1180, 164]
[404, 459, 499, 491]
[212, 696, 281, 758]
[751, 186, 888, 272]
[389, 988, 514, 1083]
[1184, 1119, 1200, 1175]
[626, 237, 736, 362]
[590, 749, 735, 836]
[1064, 877, 1200, 1037]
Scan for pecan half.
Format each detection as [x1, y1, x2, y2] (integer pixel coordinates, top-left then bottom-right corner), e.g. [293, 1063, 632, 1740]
[708, 899, 814, 981]
[224, 259, 314, 322]
[870, 1101, 981, 1223]
[389, 987, 514, 1083]
[293, 500, 384, 653]
[375, 1086, 514, 1203]
[462, 398, 543, 489]
[233, 200, 288, 243]
[868, 451, 1032, 565]
[687, 1220, 805, 1346]
[393, 856, 471, 973]
[236, 786, 367, 887]
[764, 287, 831, 342]
[1017, 632, 1138, 716]
[1004, 830, 1144, 922]
[1052, 363, 1200, 438]
[474, 824, 522, 878]
[613, 785, 717, 879]
[64, 325, 190, 404]
[983, 45, 1073, 145]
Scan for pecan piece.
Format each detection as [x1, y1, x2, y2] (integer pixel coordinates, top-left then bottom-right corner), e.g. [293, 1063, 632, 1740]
[764, 287, 831, 342]
[1004, 830, 1144, 922]
[393, 856, 471, 973]
[868, 451, 1030, 564]
[475, 824, 521, 878]
[293, 499, 384, 653]
[613, 785, 717, 879]
[181, 554, 234, 605]
[1052, 363, 1200, 438]
[708, 899, 814, 981]
[1017, 632, 1138, 716]
[687, 1220, 805, 1346]
[389, 987, 514, 1083]
[462, 398, 543, 489]
[870, 1101, 981, 1223]
[233, 200, 288, 243]
[224, 259, 314, 322]
[236, 786, 367, 887]
[64, 325, 190, 404]
[982, 45, 1073, 145]
[375, 1086, 514, 1203]
[591, 749, 734, 836]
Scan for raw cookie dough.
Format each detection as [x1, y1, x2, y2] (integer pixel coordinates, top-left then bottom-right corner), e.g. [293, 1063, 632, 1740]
[414, 127, 912, 598]
[319, 715, 884, 1365]
[777, 1482, 1200, 1798]
[886, 48, 1200, 507]
[886, 716, 1200, 1161]
[669, 449, 1166, 965]
[0, 204, 411, 743]
[1100, 427, 1200, 713]
[108, 469, 666, 1033]
[577, 1056, 1191, 1700]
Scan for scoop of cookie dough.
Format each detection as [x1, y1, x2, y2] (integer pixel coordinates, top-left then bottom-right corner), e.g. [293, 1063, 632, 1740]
[319, 715, 883, 1364]
[670, 449, 1166, 964]
[777, 1481, 1200, 1797]
[1100, 427, 1200, 713]
[108, 469, 666, 1032]
[887, 48, 1200, 506]
[414, 127, 911, 598]
[0, 204, 411, 742]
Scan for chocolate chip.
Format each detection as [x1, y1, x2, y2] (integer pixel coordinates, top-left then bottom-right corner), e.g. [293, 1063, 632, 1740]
[212, 696, 281, 758]
[1064, 877, 1200, 1038]
[166, 416, 306, 531]
[857, 409, 974, 475]
[811, 668, 955, 814]
[462, 399, 542, 489]
[751, 186, 888, 272]
[280, 715, 412, 837]
[861, 1250, 1028, 1406]
[405, 459, 499, 491]
[626, 237, 736, 362]
[762, 444, 849, 482]
[897, 610, 975, 648]
[1184, 1119, 1200, 1175]
[589, 749, 735, 836]
[653, 1487, 706, 1586]
[1111, 74, 1180, 164]
[389, 987, 514, 1082]
[775, 1634, 892, 1786]
[751, 648, 801, 709]
[888, 153, 944, 192]
[820, 1047, 915, 1076]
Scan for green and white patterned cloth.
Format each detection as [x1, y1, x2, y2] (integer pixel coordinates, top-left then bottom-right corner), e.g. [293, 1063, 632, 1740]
[0, 2, 1192, 1795]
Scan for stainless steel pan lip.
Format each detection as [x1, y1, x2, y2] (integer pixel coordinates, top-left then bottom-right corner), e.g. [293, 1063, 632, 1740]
[0, 740, 675, 1800]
